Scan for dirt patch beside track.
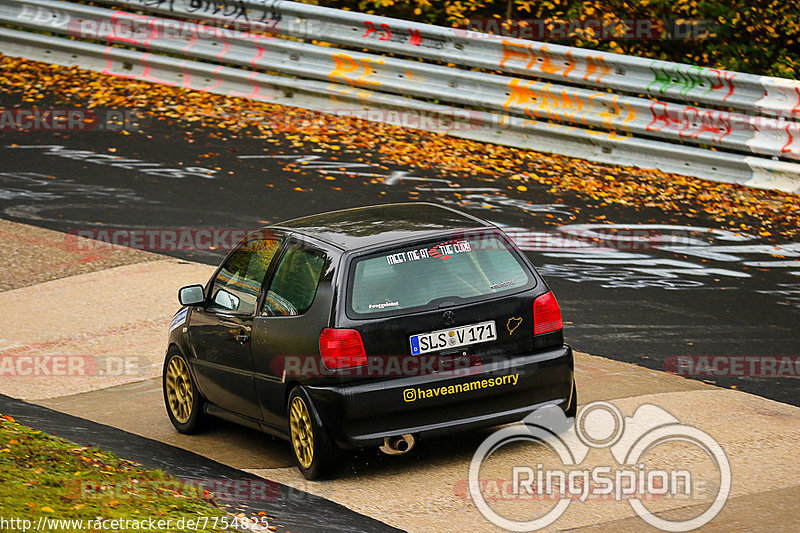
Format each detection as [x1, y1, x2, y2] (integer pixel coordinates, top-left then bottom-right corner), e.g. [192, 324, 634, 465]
[0, 217, 159, 292]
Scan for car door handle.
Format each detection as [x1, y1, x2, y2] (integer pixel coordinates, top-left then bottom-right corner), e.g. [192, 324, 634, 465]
[236, 325, 251, 344]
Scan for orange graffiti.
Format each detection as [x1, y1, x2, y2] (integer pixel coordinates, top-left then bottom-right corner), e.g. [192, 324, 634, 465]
[622, 102, 636, 128]
[329, 53, 383, 87]
[499, 41, 531, 69]
[563, 50, 576, 79]
[558, 89, 580, 124]
[505, 78, 596, 126]
[501, 40, 578, 79]
[540, 83, 558, 121]
[583, 56, 611, 82]
[504, 79, 539, 115]
[539, 46, 559, 75]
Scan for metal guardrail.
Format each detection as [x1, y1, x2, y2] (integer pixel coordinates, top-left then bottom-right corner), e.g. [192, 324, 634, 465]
[1, 0, 799, 192]
[3, 0, 799, 162]
[91, 0, 800, 119]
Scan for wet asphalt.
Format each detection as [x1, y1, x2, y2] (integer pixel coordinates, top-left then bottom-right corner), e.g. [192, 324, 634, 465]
[0, 114, 798, 406]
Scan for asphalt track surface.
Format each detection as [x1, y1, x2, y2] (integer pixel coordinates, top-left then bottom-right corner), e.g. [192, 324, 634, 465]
[0, 394, 401, 533]
[0, 113, 798, 406]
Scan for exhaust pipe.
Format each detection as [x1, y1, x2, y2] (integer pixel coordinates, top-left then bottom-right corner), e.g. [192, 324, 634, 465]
[379, 434, 416, 455]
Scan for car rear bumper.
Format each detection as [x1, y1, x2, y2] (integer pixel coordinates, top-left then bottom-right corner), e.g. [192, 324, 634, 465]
[306, 344, 574, 448]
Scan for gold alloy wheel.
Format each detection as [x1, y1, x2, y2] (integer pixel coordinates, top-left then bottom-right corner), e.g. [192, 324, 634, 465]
[289, 397, 314, 469]
[165, 356, 193, 424]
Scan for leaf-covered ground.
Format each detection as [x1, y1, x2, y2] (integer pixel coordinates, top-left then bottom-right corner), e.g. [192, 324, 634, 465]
[0, 414, 272, 532]
[1, 54, 797, 241]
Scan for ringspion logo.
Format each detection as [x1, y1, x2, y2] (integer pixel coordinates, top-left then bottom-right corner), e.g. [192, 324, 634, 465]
[469, 402, 730, 531]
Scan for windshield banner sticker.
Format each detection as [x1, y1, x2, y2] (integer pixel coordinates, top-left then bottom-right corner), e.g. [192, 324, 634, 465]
[386, 239, 472, 265]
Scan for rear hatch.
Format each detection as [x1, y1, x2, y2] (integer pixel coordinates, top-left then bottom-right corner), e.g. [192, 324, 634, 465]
[336, 229, 561, 379]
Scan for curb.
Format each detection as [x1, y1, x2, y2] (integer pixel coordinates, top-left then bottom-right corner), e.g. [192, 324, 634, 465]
[0, 394, 403, 533]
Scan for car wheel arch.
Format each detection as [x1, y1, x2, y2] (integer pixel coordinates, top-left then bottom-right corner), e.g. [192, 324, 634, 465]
[283, 379, 302, 415]
[163, 348, 207, 434]
[284, 383, 332, 438]
[167, 343, 209, 400]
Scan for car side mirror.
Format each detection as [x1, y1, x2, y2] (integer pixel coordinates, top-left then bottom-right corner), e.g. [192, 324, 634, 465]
[178, 284, 205, 306]
[213, 289, 240, 311]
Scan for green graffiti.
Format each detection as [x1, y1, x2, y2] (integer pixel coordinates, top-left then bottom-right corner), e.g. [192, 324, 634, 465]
[681, 66, 706, 96]
[647, 62, 672, 94]
[647, 61, 709, 97]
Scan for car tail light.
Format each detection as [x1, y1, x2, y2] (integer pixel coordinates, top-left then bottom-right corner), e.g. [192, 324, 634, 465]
[320, 328, 367, 369]
[533, 291, 563, 335]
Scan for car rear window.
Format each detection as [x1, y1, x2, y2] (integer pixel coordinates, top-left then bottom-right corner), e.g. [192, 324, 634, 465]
[348, 231, 533, 316]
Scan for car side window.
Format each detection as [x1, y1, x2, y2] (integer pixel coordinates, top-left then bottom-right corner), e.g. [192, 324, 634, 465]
[208, 239, 281, 315]
[262, 243, 326, 317]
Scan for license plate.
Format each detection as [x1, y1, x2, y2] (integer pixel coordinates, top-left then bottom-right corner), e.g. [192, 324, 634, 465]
[410, 321, 497, 355]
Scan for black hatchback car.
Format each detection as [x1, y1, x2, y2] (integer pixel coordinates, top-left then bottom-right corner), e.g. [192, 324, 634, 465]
[164, 203, 575, 478]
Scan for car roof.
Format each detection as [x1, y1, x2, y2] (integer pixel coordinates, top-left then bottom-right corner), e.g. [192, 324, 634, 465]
[269, 203, 495, 251]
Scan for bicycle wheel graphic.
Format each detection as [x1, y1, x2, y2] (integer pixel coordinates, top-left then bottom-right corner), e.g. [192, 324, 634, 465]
[468, 421, 576, 532]
[623, 424, 731, 532]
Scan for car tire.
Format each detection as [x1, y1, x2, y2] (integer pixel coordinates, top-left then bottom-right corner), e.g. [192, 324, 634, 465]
[163, 350, 206, 434]
[287, 386, 339, 480]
